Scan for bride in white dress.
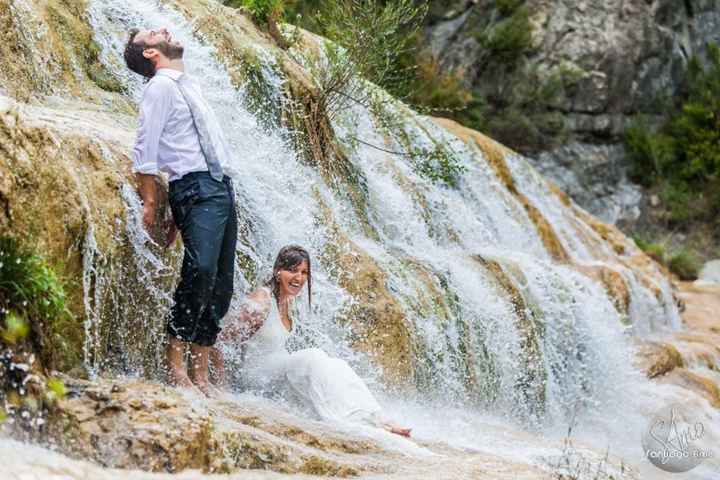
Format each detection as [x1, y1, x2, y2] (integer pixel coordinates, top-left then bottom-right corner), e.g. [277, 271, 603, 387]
[211, 245, 411, 437]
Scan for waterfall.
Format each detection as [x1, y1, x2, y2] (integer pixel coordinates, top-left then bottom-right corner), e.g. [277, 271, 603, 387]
[56, 2, 720, 478]
[1, 0, 718, 477]
[79, 0, 687, 425]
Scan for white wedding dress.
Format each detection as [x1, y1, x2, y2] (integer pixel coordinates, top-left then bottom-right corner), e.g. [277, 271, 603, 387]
[241, 289, 390, 427]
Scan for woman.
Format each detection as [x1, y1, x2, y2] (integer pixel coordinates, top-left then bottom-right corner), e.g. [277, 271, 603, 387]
[211, 245, 411, 437]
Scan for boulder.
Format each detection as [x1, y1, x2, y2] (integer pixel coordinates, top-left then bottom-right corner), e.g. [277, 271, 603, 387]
[634, 341, 684, 379]
[698, 259, 720, 284]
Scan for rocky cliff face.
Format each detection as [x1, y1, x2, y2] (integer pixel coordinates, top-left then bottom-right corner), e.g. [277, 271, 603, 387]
[425, 0, 720, 225]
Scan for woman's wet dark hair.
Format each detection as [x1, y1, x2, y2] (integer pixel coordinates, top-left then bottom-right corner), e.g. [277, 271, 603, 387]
[266, 245, 312, 309]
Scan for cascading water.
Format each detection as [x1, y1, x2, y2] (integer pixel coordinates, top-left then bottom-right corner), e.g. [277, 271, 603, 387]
[86, 0, 678, 417]
[4, 0, 717, 477]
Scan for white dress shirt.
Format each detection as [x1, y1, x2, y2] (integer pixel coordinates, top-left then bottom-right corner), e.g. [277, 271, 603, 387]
[132, 68, 231, 182]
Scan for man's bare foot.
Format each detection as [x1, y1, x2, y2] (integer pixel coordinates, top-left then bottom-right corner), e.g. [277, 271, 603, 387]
[192, 380, 222, 398]
[383, 422, 412, 438]
[168, 366, 194, 389]
[167, 337, 196, 389]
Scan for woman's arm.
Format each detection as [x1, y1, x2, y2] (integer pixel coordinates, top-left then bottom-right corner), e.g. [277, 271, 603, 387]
[218, 288, 271, 343]
[210, 288, 271, 386]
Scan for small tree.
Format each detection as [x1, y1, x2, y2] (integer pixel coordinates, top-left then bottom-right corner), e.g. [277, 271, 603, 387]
[297, 0, 428, 120]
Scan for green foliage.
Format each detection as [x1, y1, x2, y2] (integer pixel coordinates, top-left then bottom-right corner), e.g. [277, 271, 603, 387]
[477, 5, 533, 63]
[1, 312, 30, 344]
[395, 31, 473, 113]
[672, 47, 720, 180]
[624, 119, 675, 186]
[633, 234, 702, 280]
[368, 92, 466, 187]
[300, 0, 428, 102]
[289, 1, 471, 115]
[458, 66, 567, 152]
[658, 181, 707, 223]
[624, 43, 720, 228]
[497, 0, 525, 16]
[0, 236, 74, 366]
[413, 144, 467, 188]
[283, 0, 322, 21]
[45, 377, 67, 403]
[226, 0, 285, 23]
[0, 237, 69, 327]
[668, 248, 701, 281]
[407, 58, 472, 112]
[632, 236, 667, 263]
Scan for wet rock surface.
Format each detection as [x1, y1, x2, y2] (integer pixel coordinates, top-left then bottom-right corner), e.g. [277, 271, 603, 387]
[43, 377, 381, 475]
[635, 282, 720, 406]
[20, 376, 562, 479]
[533, 143, 642, 226]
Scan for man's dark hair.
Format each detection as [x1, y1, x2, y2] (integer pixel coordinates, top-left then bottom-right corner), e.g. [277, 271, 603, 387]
[124, 28, 155, 78]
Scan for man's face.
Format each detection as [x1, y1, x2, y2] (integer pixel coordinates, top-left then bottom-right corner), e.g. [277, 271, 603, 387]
[136, 27, 184, 61]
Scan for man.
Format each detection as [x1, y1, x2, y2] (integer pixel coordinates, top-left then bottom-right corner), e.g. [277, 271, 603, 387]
[124, 27, 237, 396]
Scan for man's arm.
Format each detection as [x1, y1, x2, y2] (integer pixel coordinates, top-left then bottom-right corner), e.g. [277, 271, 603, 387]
[136, 173, 158, 231]
[132, 78, 172, 233]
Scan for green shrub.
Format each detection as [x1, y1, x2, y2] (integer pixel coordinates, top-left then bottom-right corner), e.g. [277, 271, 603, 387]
[312, 0, 428, 100]
[409, 59, 472, 111]
[633, 236, 667, 263]
[226, 0, 285, 23]
[0, 237, 68, 326]
[624, 119, 675, 186]
[658, 181, 705, 224]
[458, 67, 567, 152]
[413, 144, 467, 188]
[476, 6, 533, 63]
[497, 0, 525, 16]
[624, 43, 720, 227]
[45, 377, 67, 403]
[668, 248, 701, 280]
[1, 312, 30, 344]
[0, 236, 74, 365]
[671, 46, 720, 181]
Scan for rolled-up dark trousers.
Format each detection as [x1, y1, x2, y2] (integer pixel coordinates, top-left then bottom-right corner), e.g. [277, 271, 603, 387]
[167, 171, 237, 347]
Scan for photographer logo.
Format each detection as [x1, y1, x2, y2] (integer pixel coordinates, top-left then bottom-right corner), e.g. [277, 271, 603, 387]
[642, 403, 713, 473]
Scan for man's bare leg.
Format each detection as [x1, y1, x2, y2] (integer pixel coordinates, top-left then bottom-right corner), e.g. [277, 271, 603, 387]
[166, 337, 194, 389]
[188, 344, 216, 397]
[208, 347, 227, 388]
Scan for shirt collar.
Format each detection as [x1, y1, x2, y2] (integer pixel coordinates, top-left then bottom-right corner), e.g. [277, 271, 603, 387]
[155, 68, 184, 80]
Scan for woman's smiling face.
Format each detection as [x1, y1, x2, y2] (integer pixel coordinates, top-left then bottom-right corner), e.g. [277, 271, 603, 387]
[277, 260, 309, 298]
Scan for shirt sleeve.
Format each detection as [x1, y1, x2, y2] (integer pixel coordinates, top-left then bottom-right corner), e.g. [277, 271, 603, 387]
[132, 78, 173, 175]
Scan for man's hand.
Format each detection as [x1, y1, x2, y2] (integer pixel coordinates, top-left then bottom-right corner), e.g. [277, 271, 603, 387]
[137, 173, 159, 235]
[142, 203, 156, 231]
[165, 216, 178, 248]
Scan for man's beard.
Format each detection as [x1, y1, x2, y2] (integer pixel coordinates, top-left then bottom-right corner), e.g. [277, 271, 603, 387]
[155, 40, 184, 60]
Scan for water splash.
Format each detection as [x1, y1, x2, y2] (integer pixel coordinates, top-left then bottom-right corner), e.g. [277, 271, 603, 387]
[74, 3, 713, 478]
